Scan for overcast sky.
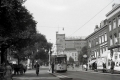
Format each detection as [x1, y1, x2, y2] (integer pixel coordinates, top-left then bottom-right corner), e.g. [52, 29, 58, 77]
[24, 0, 120, 44]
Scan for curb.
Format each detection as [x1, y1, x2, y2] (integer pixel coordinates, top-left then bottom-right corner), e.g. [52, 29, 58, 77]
[48, 71, 73, 80]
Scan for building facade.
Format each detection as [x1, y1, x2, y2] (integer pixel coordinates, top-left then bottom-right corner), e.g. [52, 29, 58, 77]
[56, 33, 86, 63]
[86, 19, 108, 62]
[64, 48, 78, 62]
[64, 39, 86, 63]
[56, 33, 65, 54]
[106, 4, 120, 54]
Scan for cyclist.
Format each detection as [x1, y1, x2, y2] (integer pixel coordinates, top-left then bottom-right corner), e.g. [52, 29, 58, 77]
[35, 61, 40, 76]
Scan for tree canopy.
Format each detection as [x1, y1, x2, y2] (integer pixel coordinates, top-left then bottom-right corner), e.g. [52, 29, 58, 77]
[0, 0, 52, 64]
[78, 46, 88, 65]
[69, 56, 74, 64]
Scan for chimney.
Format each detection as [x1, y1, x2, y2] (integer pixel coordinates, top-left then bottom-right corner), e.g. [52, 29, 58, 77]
[94, 25, 99, 31]
[112, 3, 119, 9]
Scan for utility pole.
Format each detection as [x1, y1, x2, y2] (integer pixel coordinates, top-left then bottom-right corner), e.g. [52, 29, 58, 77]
[49, 49, 51, 72]
[48, 39, 51, 72]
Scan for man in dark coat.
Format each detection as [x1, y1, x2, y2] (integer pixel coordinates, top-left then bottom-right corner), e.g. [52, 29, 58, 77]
[111, 59, 115, 74]
[51, 62, 54, 73]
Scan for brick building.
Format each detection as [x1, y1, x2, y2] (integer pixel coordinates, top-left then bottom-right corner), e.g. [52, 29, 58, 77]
[64, 38, 86, 63]
[86, 19, 108, 63]
[106, 4, 120, 54]
[56, 33, 86, 64]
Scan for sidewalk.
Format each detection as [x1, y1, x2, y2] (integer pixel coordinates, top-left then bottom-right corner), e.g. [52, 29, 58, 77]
[67, 66, 102, 73]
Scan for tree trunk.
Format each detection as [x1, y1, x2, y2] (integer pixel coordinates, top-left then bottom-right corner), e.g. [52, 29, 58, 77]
[1, 48, 6, 64]
[32, 59, 34, 69]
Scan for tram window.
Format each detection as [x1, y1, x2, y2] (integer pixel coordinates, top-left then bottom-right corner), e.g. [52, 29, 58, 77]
[119, 62, 120, 66]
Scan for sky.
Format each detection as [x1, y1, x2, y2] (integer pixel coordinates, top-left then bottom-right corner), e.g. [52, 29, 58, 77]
[23, 0, 120, 44]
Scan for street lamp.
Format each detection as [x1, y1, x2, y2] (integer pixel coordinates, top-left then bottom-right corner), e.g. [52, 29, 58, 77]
[48, 39, 51, 72]
[83, 54, 87, 71]
[49, 49, 51, 72]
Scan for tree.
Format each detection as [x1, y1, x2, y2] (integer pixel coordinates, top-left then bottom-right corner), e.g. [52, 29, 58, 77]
[0, 0, 37, 63]
[33, 42, 53, 64]
[69, 56, 74, 64]
[78, 46, 88, 65]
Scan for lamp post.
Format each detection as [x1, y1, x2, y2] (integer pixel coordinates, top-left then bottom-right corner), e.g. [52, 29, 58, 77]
[83, 54, 87, 71]
[49, 49, 51, 72]
[48, 39, 51, 72]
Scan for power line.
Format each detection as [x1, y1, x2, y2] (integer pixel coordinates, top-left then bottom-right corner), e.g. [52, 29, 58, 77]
[70, 0, 114, 36]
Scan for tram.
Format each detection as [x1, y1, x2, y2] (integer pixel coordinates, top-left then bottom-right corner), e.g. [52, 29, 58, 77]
[54, 54, 67, 72]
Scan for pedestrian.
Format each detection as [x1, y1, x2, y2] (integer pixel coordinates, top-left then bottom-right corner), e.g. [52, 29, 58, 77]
[51, 62, 54, 73]
[35, 61, 40, 76]
[92, 62, 95, 70]
[102, 62, 106, 73]
[5, 61, 13, 80]
[94, 61, 97, 72]
[111, 59, 115, 74]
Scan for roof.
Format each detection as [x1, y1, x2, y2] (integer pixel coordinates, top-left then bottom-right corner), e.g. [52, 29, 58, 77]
[64, 48, 76, 51]
[106, 4, 120, 17]
[85, 24, 107, 40]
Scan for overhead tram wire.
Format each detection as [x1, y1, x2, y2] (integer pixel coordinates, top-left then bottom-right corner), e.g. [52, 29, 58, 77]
[70, 0, 114, 36]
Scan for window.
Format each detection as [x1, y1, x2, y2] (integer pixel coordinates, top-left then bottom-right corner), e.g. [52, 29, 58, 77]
[109, 22, 112, 31]
[100, 48, 102, 55]
[115, 55, 117, 59]
[113, 19, 116, 29]
[103, 46, 105, 52]
[118, 16, 120, 27]
[106, 46, 108, 51]
[105, 33, 107, 41]
[89, 41, 91, 47]
[119, 54, 120, 58]
[75, 53, 76, 56]
[102, 35, 104, 43]
[96, 37, 98, 45]
[110, 35, 113, 46]
[99, 36, 101, 44]
[72, 53, 74, 56]
[119, 32, 120, 43]
[114, 33, 117, 44]
[75, 57, 77, 61]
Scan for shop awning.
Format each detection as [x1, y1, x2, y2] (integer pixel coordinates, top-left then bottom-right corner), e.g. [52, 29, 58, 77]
[101, 50, 110, 57]
[89, 60, 96, 64]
